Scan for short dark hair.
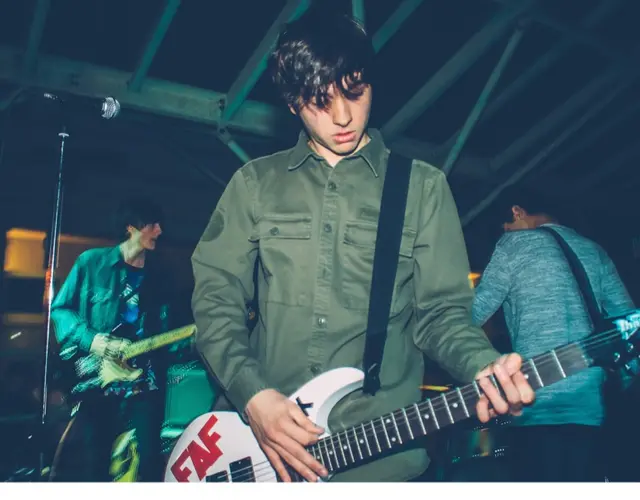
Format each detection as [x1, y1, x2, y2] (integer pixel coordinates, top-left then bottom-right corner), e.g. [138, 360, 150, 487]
[268, 9, 375, 112]
[114, 197, 164, 240]
[498, 185, 561, 221]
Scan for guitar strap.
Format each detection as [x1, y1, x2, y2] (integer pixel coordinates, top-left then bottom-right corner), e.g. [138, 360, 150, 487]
[362, 152, 413, 396]
[538, 226, 607, 333]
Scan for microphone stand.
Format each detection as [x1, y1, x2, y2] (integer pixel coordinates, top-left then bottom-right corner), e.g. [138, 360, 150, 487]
[39, 111, 69, 481]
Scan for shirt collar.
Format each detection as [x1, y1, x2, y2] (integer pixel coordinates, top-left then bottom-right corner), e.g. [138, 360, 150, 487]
[287, 128, 387, 177]
[107, 245, 123, 267]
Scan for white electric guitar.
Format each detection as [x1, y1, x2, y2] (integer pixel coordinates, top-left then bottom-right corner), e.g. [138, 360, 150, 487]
[164, 311, 640, 482]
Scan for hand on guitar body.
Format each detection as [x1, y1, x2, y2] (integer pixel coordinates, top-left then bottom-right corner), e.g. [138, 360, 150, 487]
[89, 334, 142, 387]
[245, 389, 329, 482]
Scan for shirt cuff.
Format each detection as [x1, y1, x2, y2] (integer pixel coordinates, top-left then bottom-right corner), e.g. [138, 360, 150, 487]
[77, 323, 99, 353]
[466, 349, 502, 382]
[226, 366, 271, 418]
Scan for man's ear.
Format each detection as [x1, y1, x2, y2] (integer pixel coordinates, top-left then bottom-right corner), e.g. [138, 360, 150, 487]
[512, 205, 527, 220]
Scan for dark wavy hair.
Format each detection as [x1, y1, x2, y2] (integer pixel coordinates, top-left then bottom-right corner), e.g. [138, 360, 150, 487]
[268, 9, 375, 112]
[114, 197, 164, 241]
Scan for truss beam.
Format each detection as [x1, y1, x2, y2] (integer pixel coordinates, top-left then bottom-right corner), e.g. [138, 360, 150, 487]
[381, 0, 535, 140]
[128, 0, 181, 92]
[221, 0, 311, 123]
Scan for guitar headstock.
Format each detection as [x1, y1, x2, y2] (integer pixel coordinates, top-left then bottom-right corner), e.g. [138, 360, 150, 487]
[585, 310, 640, 374]
[610, 310, 640, 375]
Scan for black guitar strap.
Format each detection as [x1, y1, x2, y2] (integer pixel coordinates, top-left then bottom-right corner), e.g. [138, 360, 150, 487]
[362, 152, 413, 396]
[538, 226, 607, 332]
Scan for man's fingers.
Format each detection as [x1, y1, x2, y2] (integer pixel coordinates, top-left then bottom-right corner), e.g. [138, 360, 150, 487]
[289, 405, 324, 435]
[493, 364, 522, 409]
[513, 371, 536, 406]
[263, 445, 291, 482]
[477, 376, 509, 414]
[272, 439, 322, 482]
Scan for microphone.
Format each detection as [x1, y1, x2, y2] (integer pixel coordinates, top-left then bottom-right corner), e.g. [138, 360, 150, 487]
[43, 92, 121, 120]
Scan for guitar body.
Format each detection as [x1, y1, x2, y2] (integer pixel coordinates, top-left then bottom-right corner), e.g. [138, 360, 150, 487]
[60, 323, 143, 399]
[164, 367, 365, 482]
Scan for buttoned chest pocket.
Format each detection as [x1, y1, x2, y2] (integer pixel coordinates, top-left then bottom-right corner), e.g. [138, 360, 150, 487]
[251, 215, 313, 306]
[338, 221, 417, 312]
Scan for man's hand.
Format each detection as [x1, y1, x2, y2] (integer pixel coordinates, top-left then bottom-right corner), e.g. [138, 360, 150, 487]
[474, 353, 535, 423]
[245, 389, 328, 482]
[90, 334, 131, 360]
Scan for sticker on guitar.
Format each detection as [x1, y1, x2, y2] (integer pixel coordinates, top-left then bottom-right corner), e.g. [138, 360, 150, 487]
[169, 414, 223, 482]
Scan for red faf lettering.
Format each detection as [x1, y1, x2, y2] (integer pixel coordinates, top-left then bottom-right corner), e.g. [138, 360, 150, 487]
[170, 414, 223, 482]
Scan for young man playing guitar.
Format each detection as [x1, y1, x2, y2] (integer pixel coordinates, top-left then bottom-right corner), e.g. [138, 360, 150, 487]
[191, 10, 534, 483]
[52, 197, 179, 482]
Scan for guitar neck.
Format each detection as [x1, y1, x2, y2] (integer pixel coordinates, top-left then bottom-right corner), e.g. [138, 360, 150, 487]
[123, 325, 195, 360]
[306, 329, 620, 476]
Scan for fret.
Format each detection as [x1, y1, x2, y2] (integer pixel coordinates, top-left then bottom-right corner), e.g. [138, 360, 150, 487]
[380, 417, 392, 448]
[551, 349, 567, 378]
[401, 408, 414, 440]
[390, 413, 403, 445]
[352, 427, 364, 459]
[427, 398, 440, 429]
[360, 423, 373, 456]
[529, 359, 544, 387]
[342, 430, 355, 463]
[369, 421, 382, 452]
[444, 391, 468, 423]
[414, 403, 427, 435]
[335, 432, 348, 466]
[328, 434, 340, 468]
[441, 393, 454, 424]
[456, 387, 470, 418]
[309, 443, 325, 469]
[472, 380, 482, 397]
[320, 438, 335, 472]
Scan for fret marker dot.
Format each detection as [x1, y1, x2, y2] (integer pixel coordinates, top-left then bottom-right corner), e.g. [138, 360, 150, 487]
[391, 437, 396, 442]
[452, 403, 458, 408]
[423, 414, 429, 419]
[524, 373, 529, 379]
[385, 419, 391, 424]
[329, 451, 333, 455]
[359, 439, 364, 444]
[343, 445, 348, 450]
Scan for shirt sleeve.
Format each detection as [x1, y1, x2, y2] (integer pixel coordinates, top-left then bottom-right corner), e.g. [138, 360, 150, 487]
[51, 254, 99, 355]
[412, 169, 500, 382]
[472, 241, 512, 326]
[598, 248, 635, 318]
[191, 168, 270, 414]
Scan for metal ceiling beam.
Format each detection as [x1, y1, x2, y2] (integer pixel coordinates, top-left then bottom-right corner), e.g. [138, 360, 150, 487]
[381, 0, 535, 140]
[128, 0, 181, 92]
[574, 142, 640, 195]
[216, 128, 252, 164]
[0, 45, 294, 139]
[442, 25, 525, 175]
[221, 0, 311, 123]
[372, 0, 424, 53]
[461, 82, 626, 227]
[352, 0, 366, 26]
[0, 46, 491, 179]
[441, 0, 621, 152]
[534, 97, 640, 183]
[490, 67, 624, 173]
[490, 0, 625, 64]
[22, 0, 51, 76]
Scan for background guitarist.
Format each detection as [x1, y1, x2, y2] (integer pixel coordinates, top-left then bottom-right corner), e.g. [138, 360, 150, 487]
[51, 197, 181, 482]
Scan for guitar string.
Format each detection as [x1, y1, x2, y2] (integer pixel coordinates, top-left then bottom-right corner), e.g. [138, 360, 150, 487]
[192, 326, 635, 482]
[199, 327, 632, 482]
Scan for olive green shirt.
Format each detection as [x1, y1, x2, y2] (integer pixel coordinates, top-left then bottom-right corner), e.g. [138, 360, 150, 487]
[191, 129, 500, 482]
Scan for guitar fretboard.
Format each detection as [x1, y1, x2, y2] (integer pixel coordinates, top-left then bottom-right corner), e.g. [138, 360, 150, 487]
[301, 329, 623, 477]
[123, 324, 195, 360]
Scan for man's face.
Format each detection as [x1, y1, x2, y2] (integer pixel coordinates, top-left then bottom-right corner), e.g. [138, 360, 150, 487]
[129, 222, 162, 250]
[293, 81, 372, 166]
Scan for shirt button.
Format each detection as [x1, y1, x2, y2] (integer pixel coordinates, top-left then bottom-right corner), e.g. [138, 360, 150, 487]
[323, 223, 332, 233]
[310, 364, 321, 375]
[270, 227, 279, 236]
[317, 316, 327, 327]
[328, 181, 337, 191]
